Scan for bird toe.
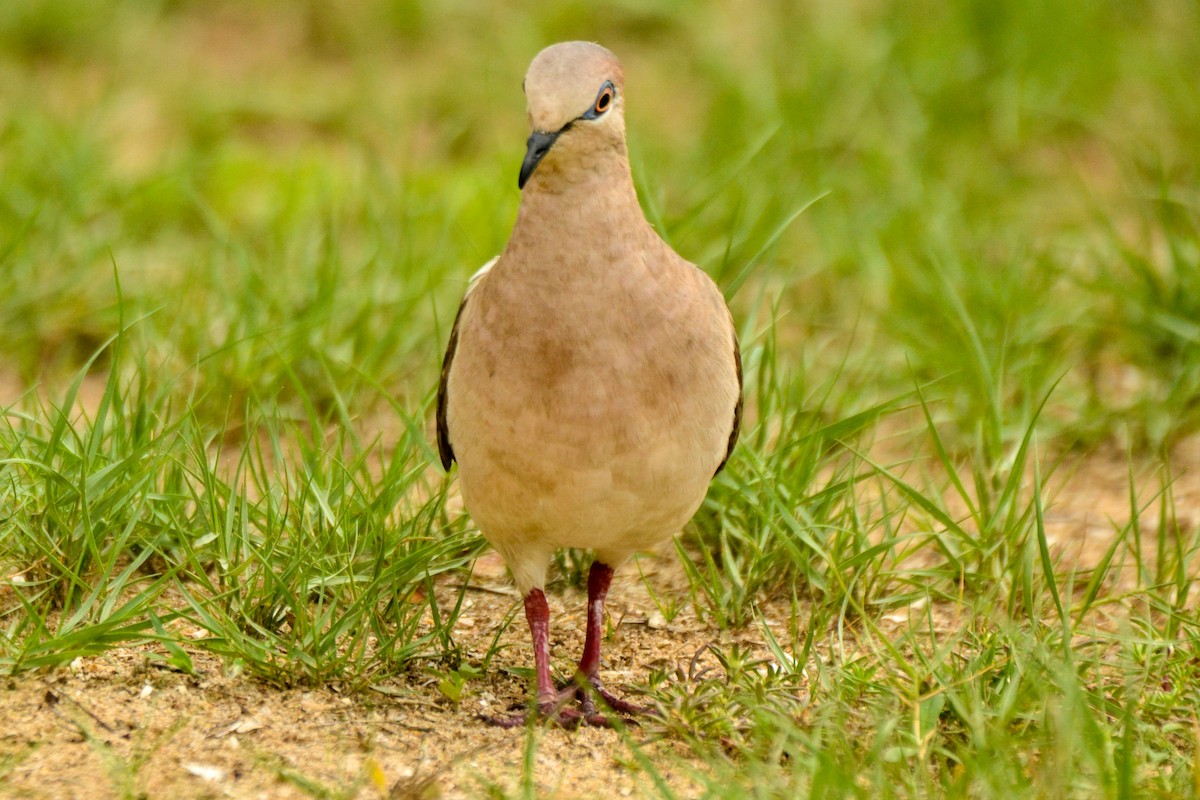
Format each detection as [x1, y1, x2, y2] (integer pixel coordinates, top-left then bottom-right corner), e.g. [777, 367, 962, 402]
[484, 682, 648, 729]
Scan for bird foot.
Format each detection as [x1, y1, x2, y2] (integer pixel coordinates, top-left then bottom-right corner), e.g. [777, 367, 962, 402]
[556, 678, 650, 718]
[482, 701, 607, 730]
[483, 679, 649, 729]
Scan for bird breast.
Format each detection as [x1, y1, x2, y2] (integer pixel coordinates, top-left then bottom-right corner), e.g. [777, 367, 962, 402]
[446, 250, 736, 552]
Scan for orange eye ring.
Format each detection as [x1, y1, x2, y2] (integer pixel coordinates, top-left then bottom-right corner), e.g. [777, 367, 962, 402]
[583, 81, 616, 120]
[594, 87, 614, 114]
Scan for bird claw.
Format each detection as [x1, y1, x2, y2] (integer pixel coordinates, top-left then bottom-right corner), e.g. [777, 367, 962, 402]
[481, 702, 605, 730]
[483, 679, 649, 729]
[556, 679, 650, 718]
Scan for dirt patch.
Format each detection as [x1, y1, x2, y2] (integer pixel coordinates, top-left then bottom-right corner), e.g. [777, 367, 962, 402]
[2, 447, 1198, 798]
[0, 553, 741, 799]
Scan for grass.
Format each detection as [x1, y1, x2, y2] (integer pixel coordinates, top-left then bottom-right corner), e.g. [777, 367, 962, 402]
[2, 0, 1200, 797]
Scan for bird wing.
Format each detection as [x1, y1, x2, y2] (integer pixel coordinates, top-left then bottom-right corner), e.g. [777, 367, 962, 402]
[715, 324, 743, 476]
[437, 257, 497, 470]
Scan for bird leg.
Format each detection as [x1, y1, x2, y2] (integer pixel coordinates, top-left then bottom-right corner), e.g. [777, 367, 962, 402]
[485, 587, 599, 728]
[558, 561, 648, 718]
[526, 587, 558, 709]
[484, 564, 646, 728]
[577, 559, 611, 680]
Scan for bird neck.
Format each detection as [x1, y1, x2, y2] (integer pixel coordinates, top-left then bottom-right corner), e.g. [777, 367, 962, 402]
[509, 151, 648, 260]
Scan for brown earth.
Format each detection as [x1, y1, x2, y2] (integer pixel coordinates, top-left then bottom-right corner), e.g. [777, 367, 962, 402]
[2, 441, 1198, 799]
[0, 553, 743, 800]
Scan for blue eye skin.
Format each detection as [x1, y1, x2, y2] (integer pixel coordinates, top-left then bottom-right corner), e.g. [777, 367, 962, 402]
[583, 82, 616, 120]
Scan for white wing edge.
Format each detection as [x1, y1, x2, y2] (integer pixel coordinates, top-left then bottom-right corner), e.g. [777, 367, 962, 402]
[466, 256, 499, 297]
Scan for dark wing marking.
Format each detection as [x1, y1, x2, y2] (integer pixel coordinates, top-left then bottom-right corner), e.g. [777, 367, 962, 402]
[714, 328, 743, 476]
[436, 294, 470, 470]
[437, 258, 497, 470]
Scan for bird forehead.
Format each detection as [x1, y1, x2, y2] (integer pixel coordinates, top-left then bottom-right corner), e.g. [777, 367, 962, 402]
[524, 41, 623, 128]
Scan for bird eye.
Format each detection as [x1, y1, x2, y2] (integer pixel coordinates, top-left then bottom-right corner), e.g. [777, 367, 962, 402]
[593, 85, 614, 115]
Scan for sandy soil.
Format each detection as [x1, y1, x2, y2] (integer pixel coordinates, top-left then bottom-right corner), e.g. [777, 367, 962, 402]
[0, 554, 744, 799]
[2, 443, 1198, 799]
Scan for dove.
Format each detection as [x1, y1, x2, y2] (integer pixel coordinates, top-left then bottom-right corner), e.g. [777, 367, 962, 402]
[437, 41, 741, 726]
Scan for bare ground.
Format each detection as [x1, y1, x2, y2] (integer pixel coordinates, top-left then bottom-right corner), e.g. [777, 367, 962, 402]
[2, 444, 1199, 799]
[0, 554, 742, 800]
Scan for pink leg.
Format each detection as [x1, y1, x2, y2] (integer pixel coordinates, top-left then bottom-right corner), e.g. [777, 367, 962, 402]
[569, 561, 647, 718]
[484, 565, 646, 728]
[525, 589, 557, 706]
[486, 588, 588, 728]
[578, 561, 613, 680]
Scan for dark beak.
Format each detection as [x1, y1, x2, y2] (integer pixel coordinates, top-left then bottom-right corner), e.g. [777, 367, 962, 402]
[518, 130, 561, 189]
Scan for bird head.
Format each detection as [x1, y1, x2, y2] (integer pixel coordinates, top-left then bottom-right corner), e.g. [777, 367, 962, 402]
[518, 41, 626, 190]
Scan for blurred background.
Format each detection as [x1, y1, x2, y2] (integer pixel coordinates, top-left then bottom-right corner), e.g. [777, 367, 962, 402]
[3, 8, 1200, 790]
[1, 0, 1198, 453]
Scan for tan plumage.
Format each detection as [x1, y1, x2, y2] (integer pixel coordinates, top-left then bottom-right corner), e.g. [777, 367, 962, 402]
[436, 41, 741, 726]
